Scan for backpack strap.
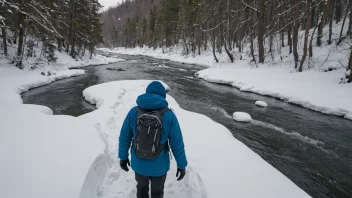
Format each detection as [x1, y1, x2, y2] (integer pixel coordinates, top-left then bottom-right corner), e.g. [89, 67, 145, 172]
[137, 107, 149, 114]
[157, 107, 170, 116]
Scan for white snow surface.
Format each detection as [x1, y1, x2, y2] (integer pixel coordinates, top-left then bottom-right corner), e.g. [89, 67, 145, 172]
[0, 104, 104, 198]
[255, 101, 268, 107]
[233, 112, 252, 122]
[0, 65, 85, 104]
[198, 66, 352, 120]
[81, 80, 310, 198]
[0, 57, 118, 198]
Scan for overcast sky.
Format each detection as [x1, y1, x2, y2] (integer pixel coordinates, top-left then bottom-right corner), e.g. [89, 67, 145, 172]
[99, 0, 122, 10]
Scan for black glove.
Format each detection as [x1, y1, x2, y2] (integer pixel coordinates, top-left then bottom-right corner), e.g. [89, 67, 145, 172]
[120, 159, 130, 172]
[176, 168, 186, 181]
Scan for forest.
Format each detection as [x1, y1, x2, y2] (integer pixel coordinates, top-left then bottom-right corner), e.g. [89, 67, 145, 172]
[101, 0, 352, 81]
[0, 0, 103, 68]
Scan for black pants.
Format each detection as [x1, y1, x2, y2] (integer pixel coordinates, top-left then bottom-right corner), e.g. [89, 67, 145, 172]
[135, 173, 167, 198]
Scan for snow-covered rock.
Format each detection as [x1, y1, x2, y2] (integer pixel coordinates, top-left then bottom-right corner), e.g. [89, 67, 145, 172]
[233, 112, 252, 122]
[255, 101, 268, 107]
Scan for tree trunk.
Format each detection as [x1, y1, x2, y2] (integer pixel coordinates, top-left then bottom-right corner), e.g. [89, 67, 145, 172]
[212, 36, 218, 63]
[13, 31, 17, 44]
[66, 0, 77, 53]
[299, 0, 312, 72]
[309, 26, 318, 57]
[227, 0, 232, 51]
[311, 0, 316, 27]
[348, 48, 352, 82]
[17, 0, 25, 68]
[57, 37, 62, 52]
[238, 38, 242, 53]
[316, 0, 333, 47]
[258, 0, 265, 63]
[337, 3, 350, 45]
[293, 1, 300, 69]
[349, 6, 352, 37]
[1, 27, 7, 56]
[70, 34, 76, 58]
[224, 38, 234, 63]
[328, 0, 335, 45]
[288, 23, 292, 54]
[335, 0, 341, 23]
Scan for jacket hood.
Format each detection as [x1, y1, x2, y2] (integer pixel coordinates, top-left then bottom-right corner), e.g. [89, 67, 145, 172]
[146, 81, 166, 99]
[136, 93, 168, 110]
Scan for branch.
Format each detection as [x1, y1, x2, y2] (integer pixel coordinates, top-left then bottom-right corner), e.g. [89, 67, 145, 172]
[242, 0, 257, 12]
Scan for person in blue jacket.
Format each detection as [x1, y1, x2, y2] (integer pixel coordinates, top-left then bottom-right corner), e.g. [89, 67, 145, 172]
[118, 81, 188, 198]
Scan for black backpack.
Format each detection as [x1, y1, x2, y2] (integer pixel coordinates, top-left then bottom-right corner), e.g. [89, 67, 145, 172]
[133, 107, 169, 160]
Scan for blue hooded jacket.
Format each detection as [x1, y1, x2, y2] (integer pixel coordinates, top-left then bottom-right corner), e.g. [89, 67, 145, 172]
[118, 81, 188, 177]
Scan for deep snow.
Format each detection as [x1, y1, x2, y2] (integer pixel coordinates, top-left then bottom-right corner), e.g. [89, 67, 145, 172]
[0, 53, 123, 198]
[0, 67, 106, 198]
[81, 80, 310, 198]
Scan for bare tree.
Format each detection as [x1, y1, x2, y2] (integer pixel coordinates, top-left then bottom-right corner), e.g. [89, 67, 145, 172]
[299, 0, 312, 72]
[258, 0, 265, 63]
[316, 0, 333, 46]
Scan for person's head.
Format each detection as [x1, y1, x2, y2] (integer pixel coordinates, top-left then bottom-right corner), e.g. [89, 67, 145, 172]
[146, 81, 166, 99]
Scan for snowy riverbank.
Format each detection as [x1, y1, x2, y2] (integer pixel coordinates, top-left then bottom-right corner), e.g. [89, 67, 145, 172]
[197, 65, 352, 120]
[99, 36, 352, 121]
[0, 59, 310, 197]
[81, 80, 310, 198]
[0, 54, 124, 198]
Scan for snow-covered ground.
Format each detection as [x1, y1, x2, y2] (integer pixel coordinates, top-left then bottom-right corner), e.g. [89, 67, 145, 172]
[81, 80, 310, 198]
[0, 51, 124, 198]
[0, 68, 106, 198]
[99, 20, 352, 121]
[0, 42, 125, 74]
[0, 59, 310, 198]
[197, 65, 352, 120]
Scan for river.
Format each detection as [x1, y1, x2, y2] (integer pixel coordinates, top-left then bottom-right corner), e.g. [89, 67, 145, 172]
[22, 52, 352, 198]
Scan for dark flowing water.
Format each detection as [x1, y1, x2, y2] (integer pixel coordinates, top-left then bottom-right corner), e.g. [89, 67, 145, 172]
[22, 52, 352, 198]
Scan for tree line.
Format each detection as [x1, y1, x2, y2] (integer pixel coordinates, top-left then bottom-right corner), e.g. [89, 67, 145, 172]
[102, 0, 352, 81]
[0, 0, 103, 68]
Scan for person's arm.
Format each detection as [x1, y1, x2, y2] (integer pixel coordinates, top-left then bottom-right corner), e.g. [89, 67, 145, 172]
[118, 108, 134, 160]
[168, 112, 188, 169]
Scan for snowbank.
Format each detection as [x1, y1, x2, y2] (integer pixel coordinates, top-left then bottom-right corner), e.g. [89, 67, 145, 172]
[233, 112, 252, 122]
[99, 47, 217, 67]
[81, 80, 310, 198]
[197, 66, 352, 120]
[0, 66, 106, 198]
[56, 53, 125, 69]
[0, 65, 85, 104]
[255, 101, 268, 107]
